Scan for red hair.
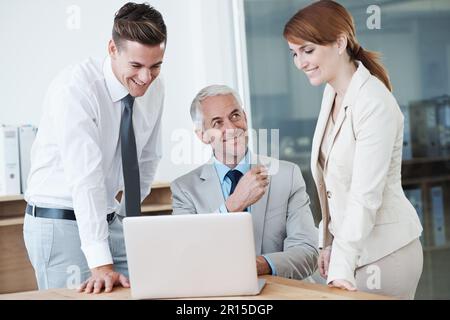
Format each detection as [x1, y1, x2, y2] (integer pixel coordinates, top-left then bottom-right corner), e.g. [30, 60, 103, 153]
[283, 0, 392, 91]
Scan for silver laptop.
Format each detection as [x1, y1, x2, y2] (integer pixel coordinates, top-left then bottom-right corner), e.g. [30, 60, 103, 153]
[123, 212, 265, 299]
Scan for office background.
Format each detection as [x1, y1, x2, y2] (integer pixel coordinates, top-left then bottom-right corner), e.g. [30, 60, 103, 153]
[244, 0, 450, 299]
[0, 0, 246, 183]
[1, 0, 449, 299]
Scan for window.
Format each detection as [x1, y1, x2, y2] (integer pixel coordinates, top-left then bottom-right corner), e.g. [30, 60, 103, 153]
[244, 0, 450, 299]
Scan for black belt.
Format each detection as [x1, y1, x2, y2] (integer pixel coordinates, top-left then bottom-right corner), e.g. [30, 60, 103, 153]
[26, 204, 115, 223]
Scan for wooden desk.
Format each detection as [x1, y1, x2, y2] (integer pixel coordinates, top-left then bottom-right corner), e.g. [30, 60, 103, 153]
[0, 275, 391, 300]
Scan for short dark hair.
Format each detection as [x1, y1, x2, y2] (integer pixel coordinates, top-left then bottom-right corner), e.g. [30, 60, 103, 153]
[112, 2, 167, 50]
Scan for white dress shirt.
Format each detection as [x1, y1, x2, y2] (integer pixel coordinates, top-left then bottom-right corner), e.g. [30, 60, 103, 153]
[25, 56, 164, 268]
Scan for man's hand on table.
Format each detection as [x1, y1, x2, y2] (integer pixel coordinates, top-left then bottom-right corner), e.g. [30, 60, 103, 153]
[78, 264, 130, 294]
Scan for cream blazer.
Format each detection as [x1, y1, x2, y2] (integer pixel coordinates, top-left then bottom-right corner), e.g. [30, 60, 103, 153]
[311, 61, 422, 286]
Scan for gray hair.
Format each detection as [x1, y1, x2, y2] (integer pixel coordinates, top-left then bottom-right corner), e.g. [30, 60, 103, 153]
[190, 84, 243, 129]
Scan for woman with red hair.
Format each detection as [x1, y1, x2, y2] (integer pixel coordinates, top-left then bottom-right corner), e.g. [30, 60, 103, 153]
[284, 0, 423, 299]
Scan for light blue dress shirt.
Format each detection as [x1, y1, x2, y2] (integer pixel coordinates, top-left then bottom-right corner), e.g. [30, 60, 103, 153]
[213, 151, 277, 275]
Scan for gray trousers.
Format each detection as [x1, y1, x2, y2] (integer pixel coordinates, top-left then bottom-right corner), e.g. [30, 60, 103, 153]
[355, 238, 423, 300]
[23, 213, 128, 290]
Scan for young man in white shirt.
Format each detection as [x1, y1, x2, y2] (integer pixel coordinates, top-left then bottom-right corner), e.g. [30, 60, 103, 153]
[24, 2, 166, 293]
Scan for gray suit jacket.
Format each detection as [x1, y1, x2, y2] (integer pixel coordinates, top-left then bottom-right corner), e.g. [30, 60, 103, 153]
[171, 154, 318, 280]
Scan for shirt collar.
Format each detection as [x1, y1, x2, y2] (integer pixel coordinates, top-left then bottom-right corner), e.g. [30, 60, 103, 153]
[213, 150, 251, 183]
[340, 60, 371, 110]
[103, 56, 129, 103]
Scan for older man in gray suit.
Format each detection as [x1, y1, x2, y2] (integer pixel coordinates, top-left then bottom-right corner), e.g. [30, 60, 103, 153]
[171, 85, 318, 280]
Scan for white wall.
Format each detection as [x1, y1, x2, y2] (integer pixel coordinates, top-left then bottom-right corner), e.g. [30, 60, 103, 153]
[0, 0, 241, 182]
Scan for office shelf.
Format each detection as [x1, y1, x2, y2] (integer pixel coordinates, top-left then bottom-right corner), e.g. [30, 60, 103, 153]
[423, 243, 450, 252]
[402, 175, 450, 186]
[402, 156, 450, 166]
[0, 217, 24, 227]
[402, 154, 450, 300]
[141, 204, 172, 214]
[0, 181, 172, 218]
[0, 195, 24, 202]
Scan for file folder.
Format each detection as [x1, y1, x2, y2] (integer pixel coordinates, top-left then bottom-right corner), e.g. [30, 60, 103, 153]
[18, 125, 38, 194]
[0, 125, 21, 195]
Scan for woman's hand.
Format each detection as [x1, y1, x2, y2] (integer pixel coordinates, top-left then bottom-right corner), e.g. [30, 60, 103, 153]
[318, 245, 332, 278]
[329, 279, 357, 291]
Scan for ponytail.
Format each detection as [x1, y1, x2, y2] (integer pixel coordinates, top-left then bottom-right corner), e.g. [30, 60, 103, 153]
[349, 44, 392, 92]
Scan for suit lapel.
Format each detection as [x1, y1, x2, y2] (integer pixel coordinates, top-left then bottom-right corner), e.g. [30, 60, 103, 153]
[250, 153, 270, 255]
[311, 85, 335, 181]
[322, 61, 372, 170]
[199, 159, 226, 212]
[323, 105, 348, 170]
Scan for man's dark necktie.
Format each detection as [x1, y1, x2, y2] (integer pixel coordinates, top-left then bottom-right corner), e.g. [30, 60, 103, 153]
[120, 94, 141, 217]
[225, 169, 247, 211]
